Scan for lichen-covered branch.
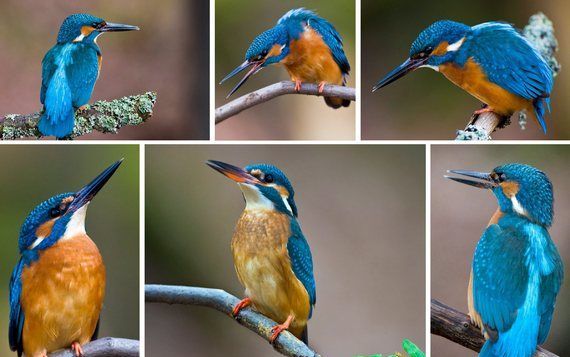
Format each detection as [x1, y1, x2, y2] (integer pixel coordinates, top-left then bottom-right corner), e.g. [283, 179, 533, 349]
[455, 13, 560, 140]
[145, 284, 320, 357]
[215, 81, 355, 124]
[48, 337, 139, 357]
[0, 92, 157, 140]
[431, 299, 558, 357]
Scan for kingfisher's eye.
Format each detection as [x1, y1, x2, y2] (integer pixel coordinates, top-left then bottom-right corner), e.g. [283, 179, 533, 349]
[49, 208, 61, 218]
[264, 174, 274, 183]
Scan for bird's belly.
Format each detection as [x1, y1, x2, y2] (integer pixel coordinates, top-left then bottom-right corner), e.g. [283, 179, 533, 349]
[440, 59, 532, 116]
[282, 28, 343, 85]
[20, 234, 105, 355]
[232, 210, 310, 333]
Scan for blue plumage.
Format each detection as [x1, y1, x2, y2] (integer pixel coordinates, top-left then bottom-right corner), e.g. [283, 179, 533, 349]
[288, 218, 316, 317]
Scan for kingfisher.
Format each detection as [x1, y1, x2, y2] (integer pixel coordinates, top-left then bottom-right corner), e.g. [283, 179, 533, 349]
[206, 160, 316, 344]
[220, 8, 351, 109]
[39, 14, 139, 138]
[374, 20, 553, 133]
[9, 159, 123, 357]
[446, 163, 563, 357]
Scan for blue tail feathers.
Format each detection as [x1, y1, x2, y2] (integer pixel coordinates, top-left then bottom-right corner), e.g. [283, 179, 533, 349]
[38, 69, 75, 138]
[533, 97, 550, 134]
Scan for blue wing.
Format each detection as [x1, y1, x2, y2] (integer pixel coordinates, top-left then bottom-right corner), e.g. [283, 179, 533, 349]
[287, 219, 316, 317]
[67, 43, 99, 108]
[9, 258, 25, 356]
[472, 224, 529, 335]
[537, 239, 563, 344]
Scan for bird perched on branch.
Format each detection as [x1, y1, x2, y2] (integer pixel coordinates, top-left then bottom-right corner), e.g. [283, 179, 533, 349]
[374, 20, 553, 133]
[446, 163, 563, 357]
[39, 14, 139, 138]
[220, 8, 351, 109]
[9, 159, 123, 357]
[207, 160, 316, 344]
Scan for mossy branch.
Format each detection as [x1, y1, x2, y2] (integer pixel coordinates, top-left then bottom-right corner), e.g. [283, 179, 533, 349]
[48, 337, 139, 357]
[215, 81, 355, 124]
[0, 92, 157, 140]
[145, 284, 320, 357]
[455, 13, 560, 140]
[431, 299, 558, 357]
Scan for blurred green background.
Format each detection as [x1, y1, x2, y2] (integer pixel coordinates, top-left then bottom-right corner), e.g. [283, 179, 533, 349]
[0, 145, 139, 354]
[0, 0, 208, 139]
[216, 1, 355, 140]
[432, 145, 570, 355]
[146, 145, 425, 356]
[363, 0, 570, 140]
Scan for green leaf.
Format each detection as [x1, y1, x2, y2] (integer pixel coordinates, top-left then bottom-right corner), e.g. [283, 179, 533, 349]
[402, 339, 425, 357]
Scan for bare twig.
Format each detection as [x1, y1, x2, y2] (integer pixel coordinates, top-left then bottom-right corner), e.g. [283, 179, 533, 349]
[455, 13, 560, 140]
[431, 299, 558, 357]
[48, 337, 139, 357]
[145, 284, 320, 357]
[215, 81, 355, 124]
[0, 92, 157, 140]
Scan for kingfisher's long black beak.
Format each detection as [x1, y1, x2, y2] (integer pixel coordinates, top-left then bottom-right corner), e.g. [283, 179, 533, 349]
[206, 160, 261, 185]
[220, 60, 265, 98]
[68, 159, 123, 212]
[99, 22, 140, 32]
[372, 57, 428, 92]
[445, 170, 497, 190]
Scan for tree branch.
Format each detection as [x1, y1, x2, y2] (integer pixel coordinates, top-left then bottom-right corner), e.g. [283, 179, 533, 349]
[0, 92, 157, 140]
[455, 13, 560, 140]
[145, 284, 320, 357]
[48, 337, 139, 357]
[215, 81, 355, 124]
[431, 299, 558, 357]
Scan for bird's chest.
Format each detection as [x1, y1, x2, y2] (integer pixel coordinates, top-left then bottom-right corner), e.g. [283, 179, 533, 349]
[20, 234, 106, 353]
[281, 28, 342, 84]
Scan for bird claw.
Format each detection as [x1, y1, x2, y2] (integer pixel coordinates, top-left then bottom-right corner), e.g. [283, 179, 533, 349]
[318, 82, 326, 94]
[232, 297, 252, 317]
[473, 107, 495, 116]
[76, 104, 91, 114]
[71, 342, 84, 357]
[294, 80, 302, 92]
[269, 315, 293, 344]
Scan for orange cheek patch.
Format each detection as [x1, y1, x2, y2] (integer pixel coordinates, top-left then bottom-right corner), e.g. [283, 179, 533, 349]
[81, 26, 95, 37]
[268, 44, 283, 58]
[500, 181, 520, 197]
[432, 41, 449, 56]
[35, 219, 56, 238]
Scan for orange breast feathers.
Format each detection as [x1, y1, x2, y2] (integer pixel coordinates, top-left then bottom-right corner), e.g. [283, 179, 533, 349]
[231, 210, 310, 338]
[281, 27, 344, 86]
[20, 234, 106, 356]
[439, 58, 533, 117]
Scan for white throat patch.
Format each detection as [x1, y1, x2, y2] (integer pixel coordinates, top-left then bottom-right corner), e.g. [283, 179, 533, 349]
[420, 64, 440, 72]
[446, 37, 465, 52]
[62, 204, 89, 240]
[239, 184, 274, 211]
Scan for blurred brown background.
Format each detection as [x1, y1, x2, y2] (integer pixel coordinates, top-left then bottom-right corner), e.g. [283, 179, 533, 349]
[432, 145, 570, 356]
[146, 145, 425, 356]
[0, 145, 140, 354]
[216, 0, 355, 140]
[0, 0, 209, 139]
[363, 0, 570, 140]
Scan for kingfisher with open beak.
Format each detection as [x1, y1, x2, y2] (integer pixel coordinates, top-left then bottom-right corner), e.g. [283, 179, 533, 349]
[446, 163, 563, 357]
[207, 160, 316, 345]
[9, 159, 123, 357]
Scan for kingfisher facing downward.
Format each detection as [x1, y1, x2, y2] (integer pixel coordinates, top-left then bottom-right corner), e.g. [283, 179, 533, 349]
[374, 20, 553, 133]
[207, 160, 315, 344]
[446, 164, 563, 357]
[220, 8, 351, 109]
[9, 159, 123, 357]
[39, 14, 139, 138]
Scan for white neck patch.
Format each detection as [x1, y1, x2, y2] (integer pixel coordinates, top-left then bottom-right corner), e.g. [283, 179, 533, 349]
[511, 195, 527, 216]
[446, 37, 465, 52]
[73, 34, 85, 42]
[61, 204, 89, 240]
[239, 184, 274, 211]
[29, 236, 45, 250]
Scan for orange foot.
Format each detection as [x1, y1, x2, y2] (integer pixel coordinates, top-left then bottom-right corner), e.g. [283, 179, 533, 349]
[294, 80, 302, 92]
[76, 104, 90, 114]
[71, 342, 84, 357]
[270, 315, 294, 344]
[473, 106, 495, 116]
[232, 297, 252, 317]
[318, 82, 326, 94]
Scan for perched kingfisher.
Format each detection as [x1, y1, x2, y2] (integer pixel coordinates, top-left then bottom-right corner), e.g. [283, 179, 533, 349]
[220, 8, 351, 109]
[446, 163, 563, 357]
[206, 160, 316, 344]
[374, 20, 553, 133]
[9, 159, 123, 357]
[39, 14, 139, 138]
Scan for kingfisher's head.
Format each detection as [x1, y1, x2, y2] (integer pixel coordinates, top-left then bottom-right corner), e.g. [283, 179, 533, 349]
[18, 159, 123, 254]
[446, 163, 554, 227]
[373, 20, 470, 91]
[207, 160, 298, 217]
[56, 13, 139, 44]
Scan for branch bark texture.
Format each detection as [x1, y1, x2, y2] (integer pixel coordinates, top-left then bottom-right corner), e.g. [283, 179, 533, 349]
[455, 13, 560, 140]
[48, 338, 139, 357]
[431, 299, 557, 357]
[145, 284, 320, 357]
[0, 92, 157, 140]
[215, 81, 355, 124]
